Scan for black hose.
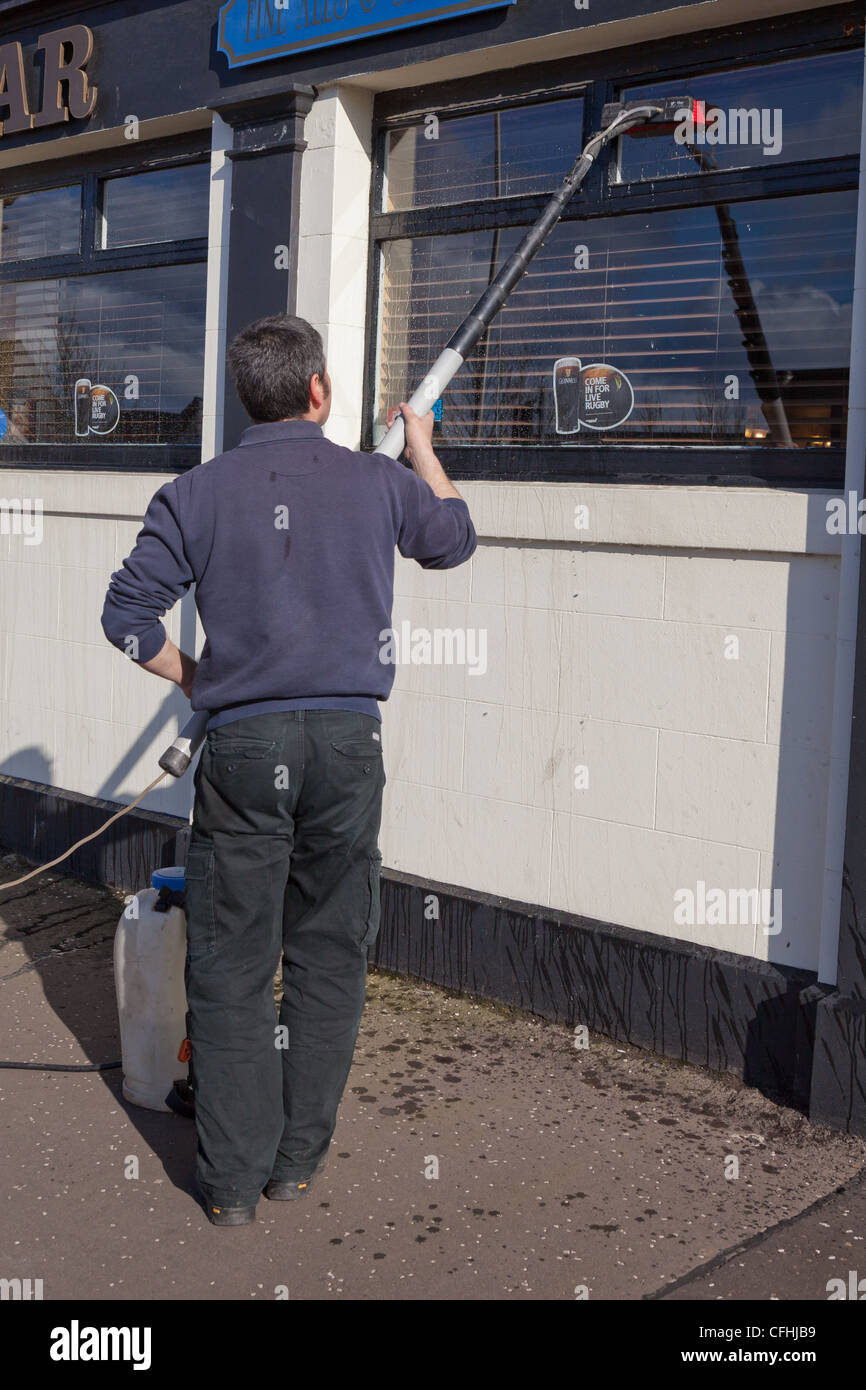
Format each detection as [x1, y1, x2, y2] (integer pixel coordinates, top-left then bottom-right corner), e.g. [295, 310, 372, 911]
[444, 110, 659, 363]
[0, 1060, 121, 1071]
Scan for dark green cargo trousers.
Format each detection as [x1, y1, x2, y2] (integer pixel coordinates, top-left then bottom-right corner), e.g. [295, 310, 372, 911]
[183, 709, 385, 1208]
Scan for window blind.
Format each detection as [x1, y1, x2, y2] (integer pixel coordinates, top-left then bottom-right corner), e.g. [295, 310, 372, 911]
[376, 191, 856, 448]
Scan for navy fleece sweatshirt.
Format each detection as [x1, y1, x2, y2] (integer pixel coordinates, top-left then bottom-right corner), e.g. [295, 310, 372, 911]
[101, 420, 477, 732]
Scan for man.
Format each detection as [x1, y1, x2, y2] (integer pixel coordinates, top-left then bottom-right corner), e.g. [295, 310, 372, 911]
[101, 314, 477, 1226]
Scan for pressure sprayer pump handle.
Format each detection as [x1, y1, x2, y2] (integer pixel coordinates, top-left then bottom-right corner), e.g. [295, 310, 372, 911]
[158, 709, 210, 779]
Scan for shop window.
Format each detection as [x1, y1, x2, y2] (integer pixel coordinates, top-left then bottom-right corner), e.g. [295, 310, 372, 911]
[0, 264, 207, 447]
[370, 37, 862, 484]
[0, 148, 208, 468]
[384, 96, 584, 211]
[0, 186, 81, 262]
[376, 192, 856, 450]
[615, 50, 864, 183]
[101, 165, 212, 249]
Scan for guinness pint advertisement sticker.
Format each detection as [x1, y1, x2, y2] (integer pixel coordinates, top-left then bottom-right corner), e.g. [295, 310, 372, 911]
[73, 380, 120, 437]
[553, 358, 635, 434]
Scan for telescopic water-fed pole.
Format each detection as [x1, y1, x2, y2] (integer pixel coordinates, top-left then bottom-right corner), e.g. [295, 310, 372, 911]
[374, 97, 696, 461]
[157, 98, 697, 781]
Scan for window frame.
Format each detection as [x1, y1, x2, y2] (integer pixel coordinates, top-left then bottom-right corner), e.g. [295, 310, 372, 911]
[365, 6, 864, 487]
[0, 131, 211, 472]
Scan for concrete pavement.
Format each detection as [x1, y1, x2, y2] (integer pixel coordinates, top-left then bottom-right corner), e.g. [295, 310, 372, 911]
[1, 849, 864, 1301]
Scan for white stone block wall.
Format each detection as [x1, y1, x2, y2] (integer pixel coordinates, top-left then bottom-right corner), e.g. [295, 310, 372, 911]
[379, 484, 842, 975]
[0, 472, 201, 821]
[0, 470, 844, 974]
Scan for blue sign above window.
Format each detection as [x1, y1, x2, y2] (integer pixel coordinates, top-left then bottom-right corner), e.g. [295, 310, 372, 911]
[217, 0, 517, 69]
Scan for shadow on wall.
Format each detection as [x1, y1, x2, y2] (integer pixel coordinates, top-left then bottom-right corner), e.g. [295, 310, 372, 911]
[0, 682, 194, 886]
[0, 577, 200, 868]
[639, 489, 842, 1107]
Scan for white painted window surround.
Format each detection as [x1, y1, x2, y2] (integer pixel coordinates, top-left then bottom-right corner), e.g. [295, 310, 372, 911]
[295, 85, 375, 451]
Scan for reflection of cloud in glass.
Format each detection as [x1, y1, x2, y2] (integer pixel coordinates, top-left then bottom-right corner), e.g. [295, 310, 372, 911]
[62, 268, 204, 402]
[753, 285, 853, 368]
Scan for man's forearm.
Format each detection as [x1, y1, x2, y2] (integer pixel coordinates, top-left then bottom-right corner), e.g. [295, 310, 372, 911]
[408, 449, 463, 501]
[393, 400, 463, 500]
[140, 635, 197, 698]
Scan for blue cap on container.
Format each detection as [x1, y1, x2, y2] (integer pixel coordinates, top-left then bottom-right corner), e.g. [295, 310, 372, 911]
[151, 866, 185, 893]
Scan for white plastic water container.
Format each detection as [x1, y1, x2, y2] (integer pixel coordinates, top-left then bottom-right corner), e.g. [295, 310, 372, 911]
[114, 866, 188, 1112]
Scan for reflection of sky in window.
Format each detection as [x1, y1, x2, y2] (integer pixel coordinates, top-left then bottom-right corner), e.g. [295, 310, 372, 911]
[378, 191, 856, 446]
[0, 264, 206, 443]
[63, 269, 204, 411]
[0, 186, 80, 261]
[102, 165, 210, 248]
[386, 97, 583, 210]
[618, 50, 863, 181]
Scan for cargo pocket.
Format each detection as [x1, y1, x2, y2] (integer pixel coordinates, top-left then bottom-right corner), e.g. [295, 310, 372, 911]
[209, 735, 277, 760]
[209, 735, 278, 777]
[330, 735, 384, 781]
[361, 850, 383, 951]
[184, 840, 216, 959]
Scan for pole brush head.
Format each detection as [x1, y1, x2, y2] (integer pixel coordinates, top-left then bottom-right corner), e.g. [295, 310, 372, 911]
[600, 97, 704, 138]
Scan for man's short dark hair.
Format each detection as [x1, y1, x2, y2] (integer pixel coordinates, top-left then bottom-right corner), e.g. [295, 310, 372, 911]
[227, 314, 327, 422]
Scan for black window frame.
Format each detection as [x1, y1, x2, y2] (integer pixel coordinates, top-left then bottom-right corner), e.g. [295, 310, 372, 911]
[0, 131, 211, 472]
[365, 5, 864, 488]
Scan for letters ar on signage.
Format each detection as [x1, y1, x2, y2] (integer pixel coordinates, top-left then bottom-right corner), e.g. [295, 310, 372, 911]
[0, 26, 97, 139]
